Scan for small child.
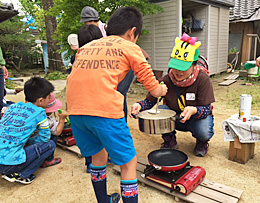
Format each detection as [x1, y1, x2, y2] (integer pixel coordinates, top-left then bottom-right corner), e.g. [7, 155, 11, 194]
[41, 93, 68, 168]
[0, 77, 55, 184]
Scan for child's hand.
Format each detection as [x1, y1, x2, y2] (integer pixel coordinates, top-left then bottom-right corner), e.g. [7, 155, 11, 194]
[58, 110, 68, 119]
[129, 103, 141, 118]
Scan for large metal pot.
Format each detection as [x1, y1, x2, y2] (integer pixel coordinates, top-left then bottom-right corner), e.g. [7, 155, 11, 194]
[133, 109, 182, 134]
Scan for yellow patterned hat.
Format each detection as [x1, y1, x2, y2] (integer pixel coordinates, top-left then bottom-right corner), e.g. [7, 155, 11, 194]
[168, 33, 201, 71]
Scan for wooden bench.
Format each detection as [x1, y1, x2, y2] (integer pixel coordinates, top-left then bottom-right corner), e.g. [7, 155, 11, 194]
[57, 143, 83, 158]
[113, 157, 243, 203]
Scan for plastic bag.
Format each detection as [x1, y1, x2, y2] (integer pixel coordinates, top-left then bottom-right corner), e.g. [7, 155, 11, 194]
[192, 19, 205, 31]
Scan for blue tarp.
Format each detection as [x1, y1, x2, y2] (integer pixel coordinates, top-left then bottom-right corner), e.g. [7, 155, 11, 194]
[42, 43, 71, 73]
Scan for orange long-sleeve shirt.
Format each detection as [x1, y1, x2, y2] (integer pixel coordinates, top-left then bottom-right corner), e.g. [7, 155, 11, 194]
[66, 35, 159, 119]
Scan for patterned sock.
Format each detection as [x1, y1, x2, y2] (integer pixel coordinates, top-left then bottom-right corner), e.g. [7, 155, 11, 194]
[121, 179, 138, 203]
[91, 165, 110, 203]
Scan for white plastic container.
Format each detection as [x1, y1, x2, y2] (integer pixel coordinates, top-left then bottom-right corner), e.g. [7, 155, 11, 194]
[246, 61, 258, 75]
[239, 94, 252, 121]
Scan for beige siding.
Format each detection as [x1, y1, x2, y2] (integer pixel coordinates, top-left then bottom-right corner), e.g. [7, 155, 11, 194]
[189, 6, 208, 57]
[208, 6, 219, 74]
[208, 6, 229, 74]
[138, 17, 153, 65]
[138, 0, 178, 73]
[218, 8, 229, 72]
[138, 1, 230, 75]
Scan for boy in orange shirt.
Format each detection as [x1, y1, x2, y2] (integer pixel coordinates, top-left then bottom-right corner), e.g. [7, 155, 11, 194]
[66, 7, 167, 203]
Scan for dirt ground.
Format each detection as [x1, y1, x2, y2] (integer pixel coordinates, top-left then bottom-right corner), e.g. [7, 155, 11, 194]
[0, 73, 260, 203]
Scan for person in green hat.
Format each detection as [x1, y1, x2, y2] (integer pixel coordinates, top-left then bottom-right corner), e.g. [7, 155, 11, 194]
[130, 33, 215, 157]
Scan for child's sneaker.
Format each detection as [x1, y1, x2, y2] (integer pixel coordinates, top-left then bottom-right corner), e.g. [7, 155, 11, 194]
[107, 157, 112, 164]
[2, 173, 35, 184]
[108, 193, 121, 203]
[41, 158, 61, 168]
[86, 163, 91, 173]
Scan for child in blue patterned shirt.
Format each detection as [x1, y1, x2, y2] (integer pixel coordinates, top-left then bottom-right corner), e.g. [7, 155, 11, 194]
[0, 77, 55, 184]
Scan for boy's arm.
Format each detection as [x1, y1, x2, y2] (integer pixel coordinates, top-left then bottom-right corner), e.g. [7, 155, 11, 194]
[129, 46, 167, 98]
[28, 115, 51, 145]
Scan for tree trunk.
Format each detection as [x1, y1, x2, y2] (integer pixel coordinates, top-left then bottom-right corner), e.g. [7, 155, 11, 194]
[42, 0, 63, 71]
[8, 60, 21, 72]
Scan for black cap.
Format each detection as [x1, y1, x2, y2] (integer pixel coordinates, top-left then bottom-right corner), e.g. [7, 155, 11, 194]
[80, 6, 99, 23]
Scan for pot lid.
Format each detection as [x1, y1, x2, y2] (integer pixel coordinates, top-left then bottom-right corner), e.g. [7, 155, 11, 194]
[137, 109, 176, 120]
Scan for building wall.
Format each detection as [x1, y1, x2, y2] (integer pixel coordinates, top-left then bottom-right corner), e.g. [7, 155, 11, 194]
[208, 6, 219, 74]
[184, 5, 208, 59]
[139, 0, 230, 75]
[208, 6, 229, 74]
[138, 0, 179, 73]
[229, 22, 254, 63]
[218, 7, 230, 72]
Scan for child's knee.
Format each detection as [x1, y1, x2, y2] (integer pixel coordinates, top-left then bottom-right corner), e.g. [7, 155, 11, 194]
[48, 140, 56, 151]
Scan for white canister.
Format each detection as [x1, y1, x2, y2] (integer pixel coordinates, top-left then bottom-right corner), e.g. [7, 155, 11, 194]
[239, 94, 252, 120]
[246, 61, 258, 75]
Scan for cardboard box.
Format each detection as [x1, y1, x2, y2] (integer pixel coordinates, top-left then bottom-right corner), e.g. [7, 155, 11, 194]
[229, 135, 255, 164]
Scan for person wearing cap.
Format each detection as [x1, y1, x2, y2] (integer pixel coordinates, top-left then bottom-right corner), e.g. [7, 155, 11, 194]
[80, 6, 107, 37]
[41, 93, 68, 168]
[68, 34, 79, 51]
[130, 33, 215, 157]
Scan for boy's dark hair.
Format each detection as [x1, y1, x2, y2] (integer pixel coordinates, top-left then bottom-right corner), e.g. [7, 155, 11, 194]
[106, 6, 143, 38]
[24, 77, 54, 103]
[78, 24, 103, 48]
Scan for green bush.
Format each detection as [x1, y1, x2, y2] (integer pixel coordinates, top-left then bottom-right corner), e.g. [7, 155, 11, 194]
[44, 71, 68, 80]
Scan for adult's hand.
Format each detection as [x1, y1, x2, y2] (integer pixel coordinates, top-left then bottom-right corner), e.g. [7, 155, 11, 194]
[2, 66, 8, 79]
[180, 106, 197, 123]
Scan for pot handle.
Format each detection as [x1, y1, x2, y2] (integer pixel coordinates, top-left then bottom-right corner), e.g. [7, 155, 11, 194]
[171, 115, 184, 122]
[141, 166, 157, 178]
[131, 114, 138, 119]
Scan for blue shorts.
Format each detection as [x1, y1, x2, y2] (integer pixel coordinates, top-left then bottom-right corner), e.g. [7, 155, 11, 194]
[69, 115, 136, 166]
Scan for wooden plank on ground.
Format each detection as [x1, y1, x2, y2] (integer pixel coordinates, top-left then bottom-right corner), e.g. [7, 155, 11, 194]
[57, 143, 83, 157]
[113, 157, 243, 203]
[225, 74, 239, 80]
[200, 179, 243, 199]
[218, 80, 237, 86]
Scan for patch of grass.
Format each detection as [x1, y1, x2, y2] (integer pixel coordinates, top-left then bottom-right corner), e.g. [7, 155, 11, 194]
[44, 71, 68, 80]
[219, 83, 260, 111]
[5, 79, 17, 89]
